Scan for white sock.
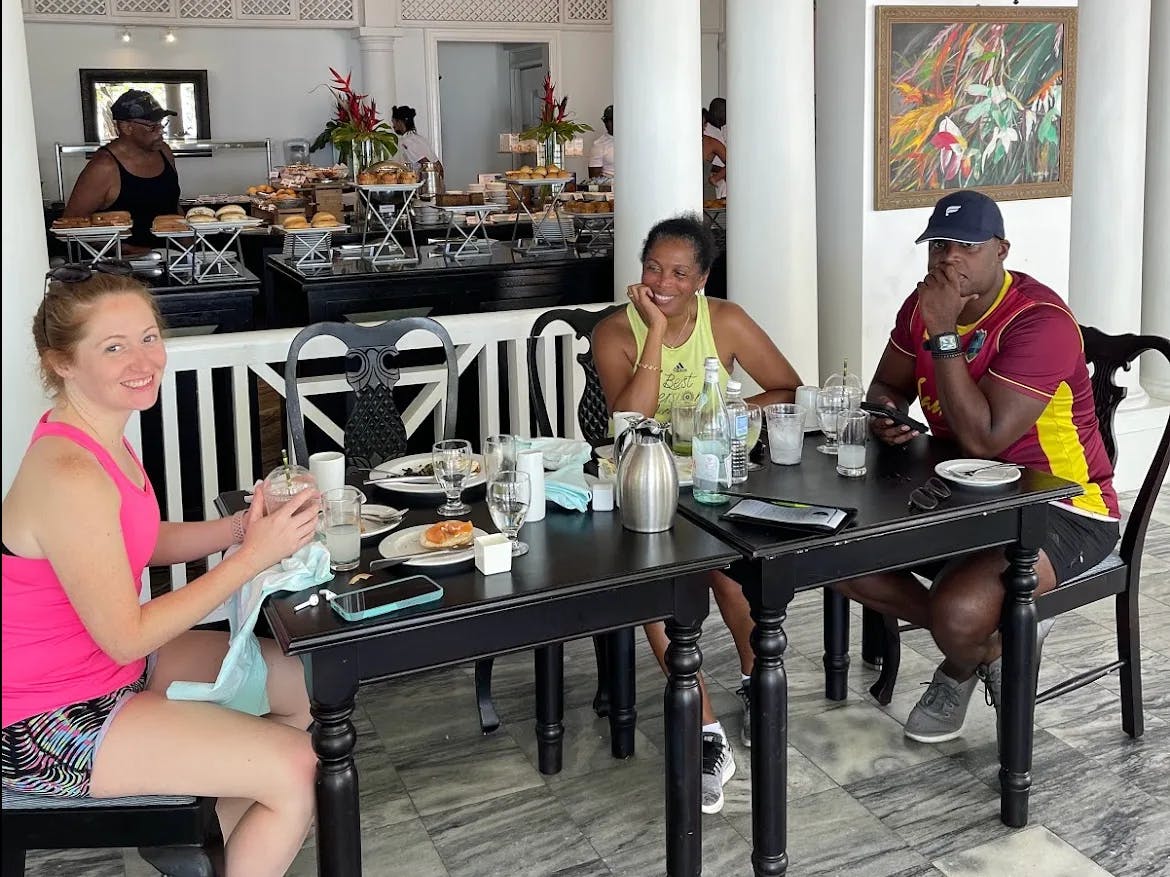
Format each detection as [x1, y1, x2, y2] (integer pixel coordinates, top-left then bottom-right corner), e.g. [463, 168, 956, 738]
[741, 674, 751, 687]
[702, 721, 727, 744]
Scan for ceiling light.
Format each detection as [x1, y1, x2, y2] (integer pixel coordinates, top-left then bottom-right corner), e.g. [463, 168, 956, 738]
[120, 27, 132, 43]
[164, 28, 176, 43]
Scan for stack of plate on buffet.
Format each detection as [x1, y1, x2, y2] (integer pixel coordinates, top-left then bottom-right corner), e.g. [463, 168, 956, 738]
[534, 215, 576, 242]
[485, 181, 509, 206]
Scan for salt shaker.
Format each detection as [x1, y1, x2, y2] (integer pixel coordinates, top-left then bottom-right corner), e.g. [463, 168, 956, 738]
[516, 448, 546, 522]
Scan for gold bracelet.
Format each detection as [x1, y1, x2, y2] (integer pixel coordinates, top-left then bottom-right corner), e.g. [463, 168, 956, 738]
[636, 360, 661, 372]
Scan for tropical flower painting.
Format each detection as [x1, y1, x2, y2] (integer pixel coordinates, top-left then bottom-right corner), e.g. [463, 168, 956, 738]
[875, 6, 1077, 210]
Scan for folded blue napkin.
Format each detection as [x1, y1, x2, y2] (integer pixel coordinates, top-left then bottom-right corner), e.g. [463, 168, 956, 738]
[519, 437, 593, 512]
[167, 542, 331, 715]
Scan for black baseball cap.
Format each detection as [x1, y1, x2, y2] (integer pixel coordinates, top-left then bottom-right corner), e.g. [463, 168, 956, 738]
[915, 190, 1005, 244]
[110, 89, 177, 123]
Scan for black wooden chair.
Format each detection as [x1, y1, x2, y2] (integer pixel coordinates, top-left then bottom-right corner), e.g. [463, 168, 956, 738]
[283, 317, 459, 471]
[472, 304, 624, 734]
[861, 327, 1170, 744]
[2, 789, 224, 876]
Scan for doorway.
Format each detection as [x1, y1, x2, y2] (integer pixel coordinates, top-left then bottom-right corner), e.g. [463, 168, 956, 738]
[434, 40, 550, 189]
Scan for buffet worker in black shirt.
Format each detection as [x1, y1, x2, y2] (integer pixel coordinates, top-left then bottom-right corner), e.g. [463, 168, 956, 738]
[62, 90, 181, 254]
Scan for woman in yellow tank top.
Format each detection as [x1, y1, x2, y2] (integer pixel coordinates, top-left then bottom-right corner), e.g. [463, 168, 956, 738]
[593, 214, 803, 814]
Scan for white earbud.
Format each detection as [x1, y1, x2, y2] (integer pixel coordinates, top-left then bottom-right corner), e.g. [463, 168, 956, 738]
[293, 594, 320, 612]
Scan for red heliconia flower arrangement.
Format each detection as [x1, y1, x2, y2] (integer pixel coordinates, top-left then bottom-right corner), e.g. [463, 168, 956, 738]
[521, 72, 592, 146]
[310, 68, 398, 168]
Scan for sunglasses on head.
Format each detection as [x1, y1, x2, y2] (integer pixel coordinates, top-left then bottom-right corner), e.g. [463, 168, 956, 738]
[908, 476, 952, 512]
[42, 260, 137, 335]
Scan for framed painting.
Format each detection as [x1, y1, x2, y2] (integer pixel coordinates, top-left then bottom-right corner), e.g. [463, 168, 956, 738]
[874, 6, 1077, 210]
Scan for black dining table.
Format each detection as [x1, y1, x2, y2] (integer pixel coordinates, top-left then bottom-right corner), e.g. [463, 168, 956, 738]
[675, 434, 1082, 877]
[217, 489, 740, 877]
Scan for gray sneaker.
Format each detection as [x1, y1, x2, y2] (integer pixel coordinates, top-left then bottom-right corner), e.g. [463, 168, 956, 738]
[700, 732, 736, 814]
[904, 667, 979, 743]
[735, 681, 752, 748]
[978, 616, 1057, 727]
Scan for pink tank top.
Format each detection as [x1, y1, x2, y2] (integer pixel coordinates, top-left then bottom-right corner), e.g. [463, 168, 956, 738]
[2, 414, 160, 727]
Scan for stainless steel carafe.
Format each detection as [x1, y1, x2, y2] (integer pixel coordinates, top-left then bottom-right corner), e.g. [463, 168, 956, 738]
[615, 418, 678, 533]
[418, 159, 444, 199]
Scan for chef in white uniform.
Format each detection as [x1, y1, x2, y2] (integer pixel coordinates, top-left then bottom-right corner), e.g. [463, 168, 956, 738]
[704, 97, 727, 198]
[588, 105, 615, 178]
[391, 105, 444, 176]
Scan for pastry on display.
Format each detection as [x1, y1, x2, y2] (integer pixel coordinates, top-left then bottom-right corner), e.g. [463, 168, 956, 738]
[704, 198, 727, 209]
[282, 215, 310, 229]
[151, 214, 188, 233]
[310, 212, 338, 227]
[185, 206, 215, 220]
[215, 204, 247, 220]
[51, 217, 92, 229]
[186, 214, 215, 224]
[91, 210, 132, 226]
[357, 171, 379, 185]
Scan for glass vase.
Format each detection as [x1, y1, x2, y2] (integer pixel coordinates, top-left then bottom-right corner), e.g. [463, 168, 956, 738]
[543, 135, 564, 169]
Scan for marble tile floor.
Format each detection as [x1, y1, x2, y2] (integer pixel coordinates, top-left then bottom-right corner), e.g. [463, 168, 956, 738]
[24, 493, 1170, 876]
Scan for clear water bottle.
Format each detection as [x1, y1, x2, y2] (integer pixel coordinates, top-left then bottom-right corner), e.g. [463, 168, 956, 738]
[692, 357, 732, 505]
[725, 379, 749, 484]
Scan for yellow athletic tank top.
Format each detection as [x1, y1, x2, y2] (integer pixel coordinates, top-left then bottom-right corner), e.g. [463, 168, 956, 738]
[627, 294, 729, 423]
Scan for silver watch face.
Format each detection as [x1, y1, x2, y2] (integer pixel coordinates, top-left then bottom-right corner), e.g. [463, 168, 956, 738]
[936, 334, 960, 352]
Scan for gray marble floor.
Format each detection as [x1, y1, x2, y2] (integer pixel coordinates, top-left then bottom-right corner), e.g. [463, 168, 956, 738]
[23, 493, 1170, 876]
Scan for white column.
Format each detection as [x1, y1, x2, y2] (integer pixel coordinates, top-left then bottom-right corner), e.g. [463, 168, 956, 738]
[612, 0, 703, 301]
[1069, 0, 1151, 405]
[1142, 0, 1170, 400]
[2, 3, 50, 494]
[725, 0, 819, 385]
[357, 29, 402, 110]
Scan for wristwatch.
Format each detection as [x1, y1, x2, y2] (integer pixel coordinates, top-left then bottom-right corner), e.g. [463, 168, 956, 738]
[925, 331, 963, 358]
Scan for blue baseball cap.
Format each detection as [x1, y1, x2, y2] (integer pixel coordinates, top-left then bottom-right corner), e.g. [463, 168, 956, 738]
[915, 190, 1005, 244]
[111, 89, 176, 123]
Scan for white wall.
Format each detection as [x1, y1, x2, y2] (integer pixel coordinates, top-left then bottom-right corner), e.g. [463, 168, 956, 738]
[437, 42, 510, 188]
[25, 23, 361, 200]
[815, 0, 1077, 385]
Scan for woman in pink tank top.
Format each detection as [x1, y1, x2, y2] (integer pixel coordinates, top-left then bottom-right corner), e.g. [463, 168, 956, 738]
[1, 271, 321, 875]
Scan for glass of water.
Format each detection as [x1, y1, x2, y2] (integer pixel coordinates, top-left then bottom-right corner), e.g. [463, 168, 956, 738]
[836, 410, 869, 477]
[322, 486, 363, 571]
[432, 439, 473, 517]
[744, 403, 764, 471]
[486, 470, 531, 557]
[482, 434, 516, 483]
[816, 387, 861, 455]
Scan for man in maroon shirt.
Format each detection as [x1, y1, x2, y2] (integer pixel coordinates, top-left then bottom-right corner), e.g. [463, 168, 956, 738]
[836, 190, 1120, 745]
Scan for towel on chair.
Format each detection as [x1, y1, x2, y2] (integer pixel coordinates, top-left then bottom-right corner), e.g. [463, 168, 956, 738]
[166, 542, 331, 715]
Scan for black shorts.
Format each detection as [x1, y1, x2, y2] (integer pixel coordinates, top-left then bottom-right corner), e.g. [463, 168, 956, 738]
[915, 503, 1119, 585]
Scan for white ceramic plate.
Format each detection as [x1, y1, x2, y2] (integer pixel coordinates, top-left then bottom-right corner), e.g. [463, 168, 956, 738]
[370, 453, 487, 496]
[378, 524, 487, 568]
[935, 458, 1022, 488]
[359, 503, 404, 540]
[595, 443, 694, 487]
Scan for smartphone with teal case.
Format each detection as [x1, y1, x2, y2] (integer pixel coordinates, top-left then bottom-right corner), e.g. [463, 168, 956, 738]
[330, 574, 444, 622]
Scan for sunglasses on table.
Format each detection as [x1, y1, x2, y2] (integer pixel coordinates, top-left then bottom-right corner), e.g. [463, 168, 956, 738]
[908, 476, 952, 512]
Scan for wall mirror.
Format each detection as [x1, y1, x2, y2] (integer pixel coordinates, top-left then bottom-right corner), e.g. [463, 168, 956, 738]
[80, 68, 210, 143]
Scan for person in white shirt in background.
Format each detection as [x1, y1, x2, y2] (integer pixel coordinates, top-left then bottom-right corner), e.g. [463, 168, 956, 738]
[588, 105, 615, 178]
[391, 105, 444, 176]
[702, 112, 727, 192]
[704, 97, 727, 198]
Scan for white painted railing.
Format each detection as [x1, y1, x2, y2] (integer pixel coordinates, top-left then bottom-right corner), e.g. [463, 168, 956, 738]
[133, 304, 612, 587]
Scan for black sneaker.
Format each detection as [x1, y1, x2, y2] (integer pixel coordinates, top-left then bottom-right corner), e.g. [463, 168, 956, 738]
[700, 732, 735, 814]
[735, 681, 752, 748]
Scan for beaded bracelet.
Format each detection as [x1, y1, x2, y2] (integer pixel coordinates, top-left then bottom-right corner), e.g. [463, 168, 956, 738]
[636, 360, 661, 372]
[231, 511, 247, 544]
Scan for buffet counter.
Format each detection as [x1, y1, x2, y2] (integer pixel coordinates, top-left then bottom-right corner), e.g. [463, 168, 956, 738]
[146, 264, 260, 335]
[262, 243, 614, 329]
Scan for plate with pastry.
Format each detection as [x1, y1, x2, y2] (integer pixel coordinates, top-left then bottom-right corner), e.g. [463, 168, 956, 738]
[369, 453, 486, 496]
[377, 521, 485, 568]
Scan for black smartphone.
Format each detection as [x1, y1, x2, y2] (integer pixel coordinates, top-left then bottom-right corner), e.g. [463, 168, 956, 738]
[330, 574, 444, 622]
[859, 401, 930, 434]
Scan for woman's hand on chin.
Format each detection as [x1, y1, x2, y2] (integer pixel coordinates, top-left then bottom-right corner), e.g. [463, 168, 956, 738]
[627, 284, 668, 336]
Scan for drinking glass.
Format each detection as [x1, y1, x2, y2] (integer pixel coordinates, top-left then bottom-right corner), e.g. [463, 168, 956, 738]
[744, 403, 764, 471]
[432, 439, 473, 516]
[836, 410, 869, 477]
[816, 387, 861, 455]
[322, 486, 363, 571]
[486, 470, 531, 556]
[764, 403, 806, 465]
[482, 434, 516, 483]
[262, 463, 316, 514]
[670, 400, 698, 456]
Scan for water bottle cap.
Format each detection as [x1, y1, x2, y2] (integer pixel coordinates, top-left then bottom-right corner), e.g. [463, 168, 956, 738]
[726, 379, 742, 393]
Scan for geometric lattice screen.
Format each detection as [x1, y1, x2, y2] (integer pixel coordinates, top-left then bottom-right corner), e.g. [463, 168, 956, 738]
[33, 0, 108, 14]
[401, 0, 559, 23]
[299, 0, 353, 20]
[239, 0, 290, 15]
[566, 0, 608, 22]
[113, 0, 172, 13]
[178, 0, 230, 17]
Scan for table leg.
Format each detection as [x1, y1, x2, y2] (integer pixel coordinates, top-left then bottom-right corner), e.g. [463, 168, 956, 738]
[861, 606, 886, 668]
[607, 627, 636, 758]
[535, 643, 564, 775]
[1000, 507, 1044, 827]
[304, 649, 362, 877]
[749, 569, 792, 877]
[665, 603, 704, 877]
[822, 588, 850, 701]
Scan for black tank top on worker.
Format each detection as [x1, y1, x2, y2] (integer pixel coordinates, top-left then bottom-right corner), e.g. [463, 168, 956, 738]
[100, 146, 180, 247]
